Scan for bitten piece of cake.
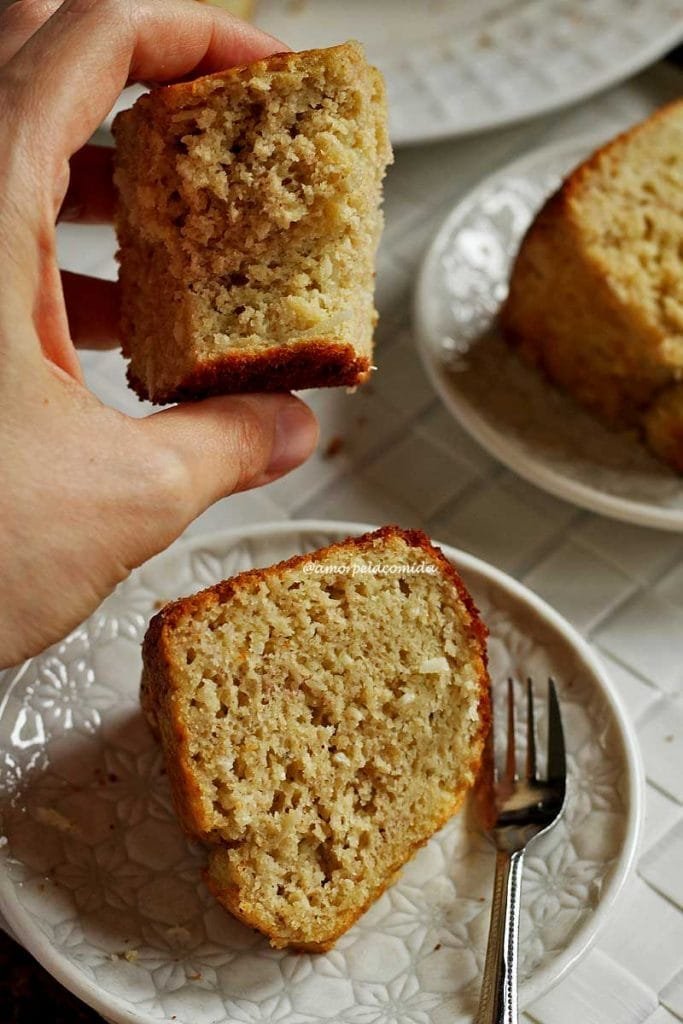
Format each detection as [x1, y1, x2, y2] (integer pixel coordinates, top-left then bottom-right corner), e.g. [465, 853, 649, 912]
[114, 42, 392, 404]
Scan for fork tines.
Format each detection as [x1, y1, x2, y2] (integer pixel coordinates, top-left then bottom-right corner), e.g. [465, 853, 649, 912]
[504, 676, 566, 783]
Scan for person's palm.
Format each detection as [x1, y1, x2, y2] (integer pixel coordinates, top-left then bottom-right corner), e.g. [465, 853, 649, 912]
[0, 0, 318, 667]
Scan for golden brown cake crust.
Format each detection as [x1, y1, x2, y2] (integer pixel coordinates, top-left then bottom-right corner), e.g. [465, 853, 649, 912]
[561, 97, 683, 194]
[127, 339, 371, 403]
[149, 47, 341, 107]
[141, 526, 490, 950]
[642, 383, 683, 473]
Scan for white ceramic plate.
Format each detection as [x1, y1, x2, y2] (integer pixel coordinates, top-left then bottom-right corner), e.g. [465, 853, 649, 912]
[415, 133, 683, 532]
[0, 521, 642, 1024]
[252, 0, 683, 144]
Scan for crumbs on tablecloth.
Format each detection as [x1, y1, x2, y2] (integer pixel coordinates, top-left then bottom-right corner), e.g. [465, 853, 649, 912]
[324, 435, 345, 458]
[34, 807, 78, 835]
[110, 949, 139, 963]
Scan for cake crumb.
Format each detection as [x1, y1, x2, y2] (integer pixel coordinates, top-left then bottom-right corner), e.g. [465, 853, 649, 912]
[419, 657, 450, 675]
[324, 435, 345, 459]
[34, 807, 79, 836]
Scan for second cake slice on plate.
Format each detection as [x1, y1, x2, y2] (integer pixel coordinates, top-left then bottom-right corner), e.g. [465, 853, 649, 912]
[501, 99, 683, 471]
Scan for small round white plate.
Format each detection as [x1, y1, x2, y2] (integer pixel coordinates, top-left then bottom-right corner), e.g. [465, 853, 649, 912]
[0, 522, 642, 1024]
[253, 0, 682, 144]
[415, 134, 683, 532]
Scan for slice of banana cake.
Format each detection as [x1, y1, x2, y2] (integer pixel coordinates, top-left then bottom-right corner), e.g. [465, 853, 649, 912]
[141, 526, 490, 951]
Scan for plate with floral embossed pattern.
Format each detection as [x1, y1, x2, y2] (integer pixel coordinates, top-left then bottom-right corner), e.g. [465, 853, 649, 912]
[0, 521, 642, 1024]
[415, 134, 683, 531]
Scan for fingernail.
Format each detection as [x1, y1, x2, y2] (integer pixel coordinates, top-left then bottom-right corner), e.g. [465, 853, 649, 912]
[267, 401, 317, 476]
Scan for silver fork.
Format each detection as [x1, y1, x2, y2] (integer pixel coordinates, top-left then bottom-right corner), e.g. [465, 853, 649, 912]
[474, 678, 567, 1024]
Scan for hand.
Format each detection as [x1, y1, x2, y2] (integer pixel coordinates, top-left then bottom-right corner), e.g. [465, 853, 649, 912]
[0, 0, 319, 669]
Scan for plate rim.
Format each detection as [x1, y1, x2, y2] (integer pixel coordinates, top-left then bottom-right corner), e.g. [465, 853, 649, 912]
[395, 19, 683, 145]
[413, 131, 683, 532]
[390, 18, 683, 145]
[0, 519, 645, 1023]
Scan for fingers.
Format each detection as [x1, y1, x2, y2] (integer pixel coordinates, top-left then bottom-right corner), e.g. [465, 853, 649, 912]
[1, 0, 286, 168]
[142, 393, 319, 520]
[61, 272, 120, 349]
[32, 256, 85, 380]
[59, 146, 116, 224]
[0, 0, 62, 67]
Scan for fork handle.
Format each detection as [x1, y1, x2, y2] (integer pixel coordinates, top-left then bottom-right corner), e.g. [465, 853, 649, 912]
[475, 849, 525, 1024]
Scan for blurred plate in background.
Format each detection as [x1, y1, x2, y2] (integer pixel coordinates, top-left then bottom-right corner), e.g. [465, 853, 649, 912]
[253, 0, 683, 144]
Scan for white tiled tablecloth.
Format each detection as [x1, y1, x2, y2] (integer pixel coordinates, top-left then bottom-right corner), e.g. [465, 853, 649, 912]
[15, 58, 683, 1024]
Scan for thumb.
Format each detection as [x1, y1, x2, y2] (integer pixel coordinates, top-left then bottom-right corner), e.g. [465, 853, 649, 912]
[141, 391, 318, 521]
